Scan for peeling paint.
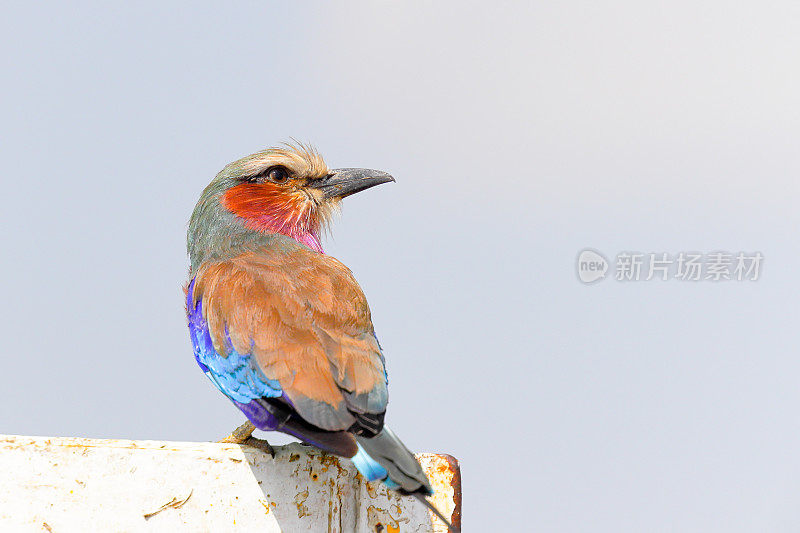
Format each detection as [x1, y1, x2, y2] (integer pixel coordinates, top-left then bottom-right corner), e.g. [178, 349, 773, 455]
[294, 488, 310, 518]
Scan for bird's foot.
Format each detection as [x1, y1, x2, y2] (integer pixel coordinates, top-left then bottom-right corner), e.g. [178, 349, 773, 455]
[216, 421, 274, 456]
[243, 437, 275, 457]
[217, 421, 256, 444]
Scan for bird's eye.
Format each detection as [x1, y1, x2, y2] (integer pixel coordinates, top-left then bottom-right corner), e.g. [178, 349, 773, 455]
[266, 166, 289, 184]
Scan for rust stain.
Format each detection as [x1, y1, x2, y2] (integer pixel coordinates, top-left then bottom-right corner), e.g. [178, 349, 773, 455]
[288, 453, 300, 462]
[415, 453, 462, 531]
[367, 505, 395, 533]
[365, 481, 381, 499]
[293, 488, 310, 518]
[436, 453, 462, 529]
[441, 454, 462, 530]
[318, 452, 346, 476]
[366, 504, 408, 533]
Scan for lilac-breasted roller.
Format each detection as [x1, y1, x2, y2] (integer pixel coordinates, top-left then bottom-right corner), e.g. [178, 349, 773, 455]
[186, 143, 456, 531]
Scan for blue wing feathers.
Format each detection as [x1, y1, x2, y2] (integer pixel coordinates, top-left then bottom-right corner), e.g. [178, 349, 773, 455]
[187, 279, 282, 403]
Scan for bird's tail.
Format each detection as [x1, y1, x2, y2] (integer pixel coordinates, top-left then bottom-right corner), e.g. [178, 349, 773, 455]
[352, 426, 459, 533]
[412, 492, 460, 533]
[355, 426, 431, 494]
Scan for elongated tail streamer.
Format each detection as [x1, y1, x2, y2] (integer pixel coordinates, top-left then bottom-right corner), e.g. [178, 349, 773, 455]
[411, 492, 459, 533]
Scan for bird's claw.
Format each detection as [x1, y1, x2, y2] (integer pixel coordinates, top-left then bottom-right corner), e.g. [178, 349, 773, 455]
[243, 437, 275, 457]
[217, 421, 256, 444]
[217, 421, 274, 456]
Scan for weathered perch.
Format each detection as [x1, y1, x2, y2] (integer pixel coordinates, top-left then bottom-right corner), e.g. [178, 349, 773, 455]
[0, 435, 460, 532]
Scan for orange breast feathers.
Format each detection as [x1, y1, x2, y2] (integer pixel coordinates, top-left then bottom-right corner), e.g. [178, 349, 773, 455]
[191, 247, 388, 431]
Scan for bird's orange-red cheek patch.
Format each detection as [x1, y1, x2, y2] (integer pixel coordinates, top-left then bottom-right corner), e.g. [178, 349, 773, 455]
[222, 183, 318, 237]
[221, 182, 323, 252]
[222, 182, 295, 222]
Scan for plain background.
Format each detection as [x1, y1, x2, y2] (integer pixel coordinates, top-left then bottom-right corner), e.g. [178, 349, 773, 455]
[2, 2, 799, 531]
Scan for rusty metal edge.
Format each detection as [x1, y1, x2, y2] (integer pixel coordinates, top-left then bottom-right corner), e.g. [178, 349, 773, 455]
[440, 454, 461, 529]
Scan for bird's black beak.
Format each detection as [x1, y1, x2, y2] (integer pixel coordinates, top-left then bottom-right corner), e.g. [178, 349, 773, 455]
[311, 168, 395, 200]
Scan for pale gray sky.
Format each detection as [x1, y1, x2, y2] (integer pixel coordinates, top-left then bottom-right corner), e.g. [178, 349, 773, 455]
[1, 2, 799, 531]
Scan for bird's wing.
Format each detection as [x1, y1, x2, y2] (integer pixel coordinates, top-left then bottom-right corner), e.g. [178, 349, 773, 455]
[190, 246, 388, 432]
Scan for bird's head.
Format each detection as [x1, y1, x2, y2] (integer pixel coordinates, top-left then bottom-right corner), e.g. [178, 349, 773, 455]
[188, 143, 394, 266]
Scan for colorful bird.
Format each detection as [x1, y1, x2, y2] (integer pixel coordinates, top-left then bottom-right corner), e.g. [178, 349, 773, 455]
[186, 143, 456, 531]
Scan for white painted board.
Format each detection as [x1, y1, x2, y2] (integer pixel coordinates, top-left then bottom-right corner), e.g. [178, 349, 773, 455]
[0, 435, 460, 533]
